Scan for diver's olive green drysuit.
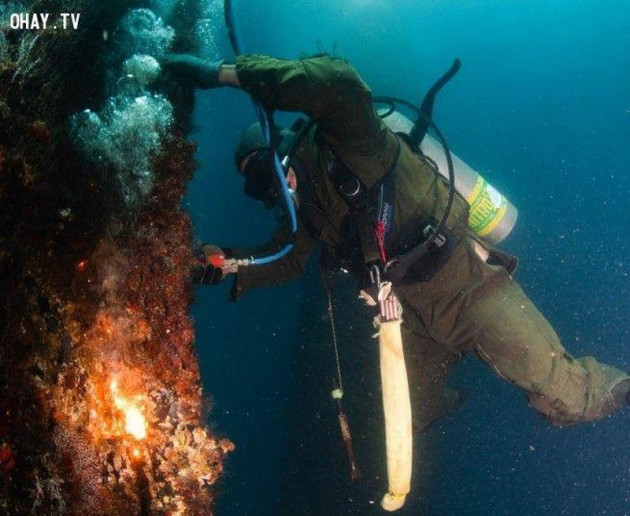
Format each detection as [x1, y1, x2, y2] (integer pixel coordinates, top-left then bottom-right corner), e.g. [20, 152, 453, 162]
[228, 54, 628, 427]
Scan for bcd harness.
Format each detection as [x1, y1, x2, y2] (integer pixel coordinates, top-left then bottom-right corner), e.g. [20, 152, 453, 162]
[277, 59, 463, 285]
[317, 127, 459, 285]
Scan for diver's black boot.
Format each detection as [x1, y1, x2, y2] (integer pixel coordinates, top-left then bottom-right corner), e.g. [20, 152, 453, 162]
[610, 379, 630, 407]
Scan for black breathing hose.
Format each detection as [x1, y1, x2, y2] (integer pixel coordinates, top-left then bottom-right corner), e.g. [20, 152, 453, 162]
[223, 0, 240, 54]
[222, 0, 298, 264]
[409, 59, 461, 145]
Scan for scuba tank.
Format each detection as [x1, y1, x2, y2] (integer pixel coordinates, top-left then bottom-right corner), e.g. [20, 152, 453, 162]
[283, 58, 518, 249]
[378, 109, 518, 245]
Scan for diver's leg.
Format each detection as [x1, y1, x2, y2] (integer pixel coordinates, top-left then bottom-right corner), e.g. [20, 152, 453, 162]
[468, 280, 629, 425]
[400, 320, 464, 433]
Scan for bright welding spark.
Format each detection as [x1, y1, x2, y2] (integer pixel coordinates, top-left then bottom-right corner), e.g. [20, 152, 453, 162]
[124, 405, 147, 440]
[110, 380, 147, 440]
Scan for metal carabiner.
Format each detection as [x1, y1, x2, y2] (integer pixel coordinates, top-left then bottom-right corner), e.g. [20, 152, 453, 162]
[370, 264, 381, 287]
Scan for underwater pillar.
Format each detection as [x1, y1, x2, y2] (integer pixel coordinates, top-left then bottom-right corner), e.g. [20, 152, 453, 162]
[0, 1, 231, 513]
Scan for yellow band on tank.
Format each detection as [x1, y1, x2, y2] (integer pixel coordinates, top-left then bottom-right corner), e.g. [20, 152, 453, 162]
[477, 203, 508, 237]
[467, 176, 507, 237]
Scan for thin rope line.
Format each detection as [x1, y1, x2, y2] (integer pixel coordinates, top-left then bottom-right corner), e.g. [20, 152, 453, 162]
[326, 285, 343, 394]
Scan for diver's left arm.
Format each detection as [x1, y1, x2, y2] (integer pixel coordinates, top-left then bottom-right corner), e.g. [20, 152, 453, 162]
[232, 54, 398, 190]
[162, 53, 398, 189]
[226, 221, 316, 300]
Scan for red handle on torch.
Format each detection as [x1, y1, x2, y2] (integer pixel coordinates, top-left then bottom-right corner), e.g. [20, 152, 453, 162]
[207, 254, 225, 267]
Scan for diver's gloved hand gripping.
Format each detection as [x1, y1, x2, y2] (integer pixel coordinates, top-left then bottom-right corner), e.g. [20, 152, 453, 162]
[162, 53, 224, 89]
[193, 245, 237, 286]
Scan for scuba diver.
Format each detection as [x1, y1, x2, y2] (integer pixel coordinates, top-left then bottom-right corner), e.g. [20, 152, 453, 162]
[163, 52, 630, 432]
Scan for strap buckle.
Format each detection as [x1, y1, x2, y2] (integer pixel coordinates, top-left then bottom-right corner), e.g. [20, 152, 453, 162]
[369, 264, 381, 287]
[423, 223, 447, 248]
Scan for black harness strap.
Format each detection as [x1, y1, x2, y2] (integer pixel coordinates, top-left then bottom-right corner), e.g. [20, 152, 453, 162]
[322, 137, 402, 272]
[322, 133, 461, 285]
[355, 207, 381, 267]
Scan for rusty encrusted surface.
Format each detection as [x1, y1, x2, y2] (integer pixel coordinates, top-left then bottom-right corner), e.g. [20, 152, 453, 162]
[0, 1, 230, 514]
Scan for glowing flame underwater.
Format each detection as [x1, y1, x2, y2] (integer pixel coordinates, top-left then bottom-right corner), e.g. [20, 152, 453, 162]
[110, 380, 147, 440]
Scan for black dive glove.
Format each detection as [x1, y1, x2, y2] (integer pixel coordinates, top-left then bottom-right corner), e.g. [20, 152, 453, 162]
[199, 263, 224, 285]
[611, 379, 630, 407]
[162, 53, 224, 89]
[192, 245, 237, 286]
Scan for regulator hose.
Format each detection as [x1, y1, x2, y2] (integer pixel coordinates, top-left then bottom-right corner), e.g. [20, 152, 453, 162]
[409, 58, 461, 147]
[373, 91, 457, 253]
[223, 0, 298, 265]
[224, 0, 241, 54]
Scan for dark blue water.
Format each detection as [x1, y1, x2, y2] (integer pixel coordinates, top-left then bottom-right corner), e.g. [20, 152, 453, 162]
[187, 1, 630, 514]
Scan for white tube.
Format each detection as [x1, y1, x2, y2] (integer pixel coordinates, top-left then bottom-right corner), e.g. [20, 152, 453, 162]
[379, 319, 412, 511]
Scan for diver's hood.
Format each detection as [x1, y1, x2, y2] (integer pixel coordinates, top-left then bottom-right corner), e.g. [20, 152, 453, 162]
[234, 122, 294, 172]
[238, 122, 295, 207]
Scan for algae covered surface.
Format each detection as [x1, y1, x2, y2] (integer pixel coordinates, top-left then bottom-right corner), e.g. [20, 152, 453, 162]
[0, 1, 231, 513]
